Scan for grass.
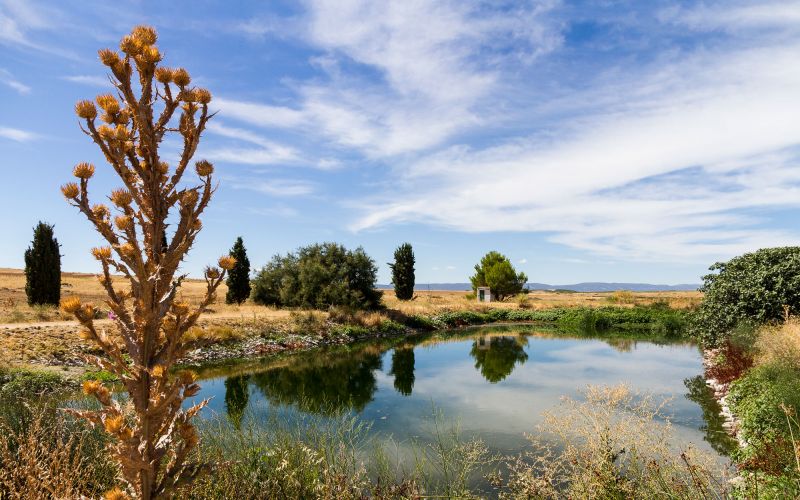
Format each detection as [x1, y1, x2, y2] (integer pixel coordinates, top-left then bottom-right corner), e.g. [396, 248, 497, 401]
[0, 379, 733, 499]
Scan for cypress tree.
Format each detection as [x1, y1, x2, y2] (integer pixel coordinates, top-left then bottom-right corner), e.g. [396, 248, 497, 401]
[389, 242, 415, 301]
[24, 221, 61, 306]
[225, 236, 251, 304]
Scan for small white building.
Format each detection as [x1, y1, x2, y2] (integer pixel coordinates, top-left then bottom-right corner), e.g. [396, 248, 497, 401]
[476, 286, 492, 303]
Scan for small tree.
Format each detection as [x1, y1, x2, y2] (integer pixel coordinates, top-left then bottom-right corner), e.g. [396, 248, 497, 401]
[225, 237, 251, 304]
[469, 251, 527, 301]
[24, 221, 61, 306]
[60, 26, 231, 499]
[389, 243, 415, 301]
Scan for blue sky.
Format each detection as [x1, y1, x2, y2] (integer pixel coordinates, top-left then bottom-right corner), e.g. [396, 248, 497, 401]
[1, 0, 800, 285]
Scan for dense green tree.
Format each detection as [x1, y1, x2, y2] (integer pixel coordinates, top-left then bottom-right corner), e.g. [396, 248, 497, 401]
[389, 243, 415, 301]
[24, 221, 61, 306]
[224, 375, 250, 430]
[470, 335, 529, 383]
[390, 346, 415, 396]
[225, 236, 251, 304]
[690, 247, 800, 346]
[251, 242, 382, 310]
[469, 251, 527, 301]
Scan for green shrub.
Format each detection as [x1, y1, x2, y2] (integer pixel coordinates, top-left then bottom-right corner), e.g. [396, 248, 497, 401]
[251, 243, 382, 310]
[330, 324, 371, 339]
[728, 363, 800, 473]
[389, 243, 415, 301]
[690, 247, 800, 347]
[377, 319, 405, 335]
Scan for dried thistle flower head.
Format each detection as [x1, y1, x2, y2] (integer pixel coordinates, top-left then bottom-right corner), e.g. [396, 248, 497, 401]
[118, 242, 137, 259]
[205, 267, 220, 280]
[157, 161, 169, 174]
[114, 125, 130, 141]
[192, 219, 203, 231]
[75, 100, 97, 119]
[92, 204, 110, 220]
[194, 88, 212, 104]
[195, 159, 214, 177]
[132, 25, 157, 45]
[155, 66, 173, 83]
[98, 125, 114, 139]
[92, 247, 112, 260]
[114, 214, 133, 230]
[96, 94, 120, 114]
[119, 35, 142, 55]
[218, 255, 236, 270]
[61, 182, 80, 199]
[110, 188, 132, 207]
[73, 162, 95, 179]
[142, 46, 161, 63]
[172, 68, 191, 87]
[61, 296, 82, 314]
[83, 380, 102, 396]
[104, 414, 125, 434]
[152, 365, 166, 378]
[98, 48, 120, 67]
[104, 487, 131, 500]
[180, 190, 199, 207]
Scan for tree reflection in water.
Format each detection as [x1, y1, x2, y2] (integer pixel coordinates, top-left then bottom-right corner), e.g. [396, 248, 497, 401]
[470, 335, 529, 383]
[251, 349, 383, 415]
[390, 347, 415, 396]
[224, 375, 250, 429]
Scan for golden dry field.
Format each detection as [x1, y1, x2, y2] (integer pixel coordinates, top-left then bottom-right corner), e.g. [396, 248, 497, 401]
[0, 267, 701, 371]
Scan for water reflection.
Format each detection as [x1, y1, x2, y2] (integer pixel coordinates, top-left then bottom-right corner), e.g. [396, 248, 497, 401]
[469, 335, 529, 383]
[390, 346, 415, 396]
[250, 349, 382, 414]
[684, 375, 737, 455]
[224, 375, 249, 429]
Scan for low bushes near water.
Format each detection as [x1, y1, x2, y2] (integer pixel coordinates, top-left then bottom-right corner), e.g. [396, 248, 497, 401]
[497, 385, 728, 498]
[0, 382, 733, 499]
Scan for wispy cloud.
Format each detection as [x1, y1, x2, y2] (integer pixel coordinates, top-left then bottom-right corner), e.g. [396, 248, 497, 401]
[0, 125, 36, 141]
[204, 121, 300, 166]
[62, 75, 109, 87]
[0, 68, 29, 94]
[351, 37, 800, 262]
[231, 178, 315, 197]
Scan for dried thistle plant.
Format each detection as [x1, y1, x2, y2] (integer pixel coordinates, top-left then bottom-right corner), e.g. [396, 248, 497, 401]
[61, 25, 232, 499]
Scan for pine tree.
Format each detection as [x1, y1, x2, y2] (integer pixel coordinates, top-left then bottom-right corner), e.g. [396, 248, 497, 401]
[225, 237, 251, 304]
[24, 221, 61, 306]
[60, 26, 230, 499]
[389, 243, 415, 301]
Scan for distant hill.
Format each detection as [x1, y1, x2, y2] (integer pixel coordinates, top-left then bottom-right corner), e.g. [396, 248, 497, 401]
[377, 282, 700, 292]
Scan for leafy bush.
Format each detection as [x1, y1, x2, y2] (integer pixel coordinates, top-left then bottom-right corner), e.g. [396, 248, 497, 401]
[728, 363, 800, 474]
[251, 243, 383, 310]
[690, 247, 800, 347]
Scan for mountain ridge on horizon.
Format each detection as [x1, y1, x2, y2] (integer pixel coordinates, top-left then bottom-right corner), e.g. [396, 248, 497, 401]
[378, 282, 700, 292]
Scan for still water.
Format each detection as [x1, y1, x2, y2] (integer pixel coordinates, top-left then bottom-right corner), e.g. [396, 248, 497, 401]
[187, 325, 733, 459]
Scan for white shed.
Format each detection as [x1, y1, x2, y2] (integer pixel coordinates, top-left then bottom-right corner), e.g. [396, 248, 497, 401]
[476, 286, 492, 303]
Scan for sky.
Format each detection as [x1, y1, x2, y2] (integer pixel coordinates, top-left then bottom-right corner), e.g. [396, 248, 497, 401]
[1, 0, 799, 285]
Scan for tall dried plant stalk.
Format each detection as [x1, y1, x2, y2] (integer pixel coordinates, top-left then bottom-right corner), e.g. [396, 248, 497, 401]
[60, 25, 233, 499]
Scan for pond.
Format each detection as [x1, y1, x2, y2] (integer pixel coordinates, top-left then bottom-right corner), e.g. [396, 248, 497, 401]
[187, 325, 736, 461]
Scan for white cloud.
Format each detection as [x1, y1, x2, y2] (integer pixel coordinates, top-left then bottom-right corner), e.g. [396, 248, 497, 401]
[204, 121, 300, 166]
[518, 258, 528, 264]
[221, 1, 561, 157]
[0, 125, 36, 141]
[232, 178, 315, 197]
[62, 75, 109, 87]
[351, 41, 800, 262]
[663, 1, 800, 31]
[0, 68, 29, 94]
[212, 98, 305, 129]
